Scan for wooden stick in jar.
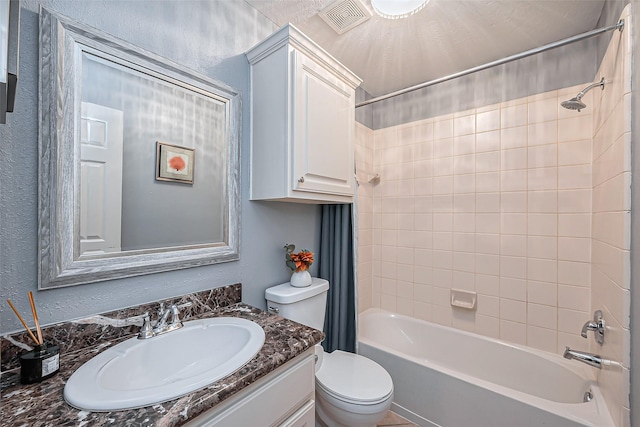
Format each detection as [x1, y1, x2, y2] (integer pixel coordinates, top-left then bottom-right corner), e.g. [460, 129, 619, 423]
[28, 292, 44, 345]
[6, 299, 40, 345]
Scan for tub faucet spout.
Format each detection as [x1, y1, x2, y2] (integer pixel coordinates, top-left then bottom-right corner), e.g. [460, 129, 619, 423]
[563, 347, 603, 369]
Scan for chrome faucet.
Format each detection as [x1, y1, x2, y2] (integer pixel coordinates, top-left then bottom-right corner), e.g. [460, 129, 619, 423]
[154, 303, 183, 334]
[563, 347, 603, 369]
[137, 302, 187, 339]
[581, 310, 605, 345]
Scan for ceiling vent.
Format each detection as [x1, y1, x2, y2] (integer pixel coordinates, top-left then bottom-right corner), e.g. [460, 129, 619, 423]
[318, 0, 372, 35]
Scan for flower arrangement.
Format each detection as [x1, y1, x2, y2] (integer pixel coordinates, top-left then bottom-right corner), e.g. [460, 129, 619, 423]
[284, 244, 314, 272]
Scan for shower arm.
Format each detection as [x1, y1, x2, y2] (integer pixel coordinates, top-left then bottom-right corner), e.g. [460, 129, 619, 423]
[575, 77, 605, 100]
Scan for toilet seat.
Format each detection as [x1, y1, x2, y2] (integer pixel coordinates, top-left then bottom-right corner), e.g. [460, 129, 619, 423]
[316, 350, 394, 405]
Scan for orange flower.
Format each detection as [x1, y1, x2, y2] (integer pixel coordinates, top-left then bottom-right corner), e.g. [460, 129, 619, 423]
[289, 250, 314, 272]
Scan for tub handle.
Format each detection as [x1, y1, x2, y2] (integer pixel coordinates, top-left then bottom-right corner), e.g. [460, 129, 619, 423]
[581, 310, 605, 345]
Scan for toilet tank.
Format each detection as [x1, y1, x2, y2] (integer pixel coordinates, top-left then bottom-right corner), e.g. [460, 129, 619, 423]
[265, 278, 329, 330]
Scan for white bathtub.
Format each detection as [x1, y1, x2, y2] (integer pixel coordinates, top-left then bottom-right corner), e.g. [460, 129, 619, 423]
[358, 309, 614, 427]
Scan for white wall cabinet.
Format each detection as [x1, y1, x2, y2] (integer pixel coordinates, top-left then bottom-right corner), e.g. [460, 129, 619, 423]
[247, 24, 361, 203]
[185, 349, 315, 427]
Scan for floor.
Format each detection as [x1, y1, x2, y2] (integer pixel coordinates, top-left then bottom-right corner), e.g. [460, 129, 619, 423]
[377, 411, 420, 427]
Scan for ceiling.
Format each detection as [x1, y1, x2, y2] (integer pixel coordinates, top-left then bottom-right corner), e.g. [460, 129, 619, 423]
[245, 0, 606, 97]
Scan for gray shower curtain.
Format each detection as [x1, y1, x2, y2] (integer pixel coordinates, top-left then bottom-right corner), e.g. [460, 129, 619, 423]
[319, 204, 356, 353]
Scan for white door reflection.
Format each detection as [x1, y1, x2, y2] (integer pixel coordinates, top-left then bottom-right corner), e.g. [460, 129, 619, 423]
[80, 102, 124, 255]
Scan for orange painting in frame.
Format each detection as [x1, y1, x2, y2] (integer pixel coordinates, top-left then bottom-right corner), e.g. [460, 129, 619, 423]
[155, 141, 195, 184]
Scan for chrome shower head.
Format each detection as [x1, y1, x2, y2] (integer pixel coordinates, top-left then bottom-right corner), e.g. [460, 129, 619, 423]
[561, 97, 587, 111]
[560, 77, 606, 112]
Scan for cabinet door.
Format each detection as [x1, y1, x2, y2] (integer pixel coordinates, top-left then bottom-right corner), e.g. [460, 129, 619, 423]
[292, 50, 355, 197]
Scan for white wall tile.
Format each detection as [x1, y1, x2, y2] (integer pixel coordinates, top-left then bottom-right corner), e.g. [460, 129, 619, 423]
[501, 104, 528, 128]
[528, 191, 557, 213]
[477, 233, 500, 254]
[558, 164, 591, 189]
[559, 237, 591, 262]
[433, 138, 454, 158]
[501, 126, 527, 149]
[476, 172, 501, 192]
[528, 121, 558, 146]
[500, 234, 527, 257]
[476, 109, 500, 133]
[558, 261, 591, 287]
[527, 236, 557, 260]
[454, 154, 475, 174]
[500, 191, 526, 213]
[434, 119, 454, 139]
[500, 256, 527, 280]
[527, 258, 557, 283]
[476, 213, 501, 234]
[476, 274, 500, 296]
[454, 174, 475, 193]
[500, 298, 527, 323]
[528, 97, 558, 123]
[454, 115, 476, 137]
[558, 214, 591, 238]
[501, 170, 527, 191]
[528, 280, 558, 306]
[558, 115, 592, 142]
[500, 277, 527, 300]
[501, 213, 527, 235]
[528, 167, 557, 191]
[558, 140, 591, 166]
[502, 148, 528, 170]
[528, 213, 557, 236]
[454, 134, 475, 155]
[558, 284, 590, 311]
[528, 144, 557, 169]
[558, 189, 591, 213]
[476, 193, 499, 213]
[528, 303, 558, 329]
[476, 130, 501, 152]
[476, 151, 501, 172]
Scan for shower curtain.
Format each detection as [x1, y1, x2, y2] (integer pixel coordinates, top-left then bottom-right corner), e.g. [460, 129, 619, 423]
[319, 204, 356, 353]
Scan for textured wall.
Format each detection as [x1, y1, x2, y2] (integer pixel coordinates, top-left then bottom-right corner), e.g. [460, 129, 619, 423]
[0, 0, 321, 334]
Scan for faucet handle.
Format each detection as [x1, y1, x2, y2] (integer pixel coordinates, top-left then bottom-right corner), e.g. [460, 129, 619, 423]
[169, 304, 182, 326]
[581, 310, 605, 345]
[137, 312, 155, 339]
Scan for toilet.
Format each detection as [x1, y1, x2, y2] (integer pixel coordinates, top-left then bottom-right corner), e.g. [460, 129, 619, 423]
[265, 278, 393, 427]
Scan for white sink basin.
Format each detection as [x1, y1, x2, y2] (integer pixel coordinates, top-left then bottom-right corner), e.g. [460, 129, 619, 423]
[64, 317, 265, 411]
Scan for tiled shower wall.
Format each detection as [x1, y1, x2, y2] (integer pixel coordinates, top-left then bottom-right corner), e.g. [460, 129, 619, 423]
[590, 5, 632, 426]
[358, 87, 596, 355]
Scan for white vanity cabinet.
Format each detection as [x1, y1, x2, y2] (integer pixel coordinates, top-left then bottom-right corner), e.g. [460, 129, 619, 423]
[184, 349, 315, 427]
[246, 24, 362, 203]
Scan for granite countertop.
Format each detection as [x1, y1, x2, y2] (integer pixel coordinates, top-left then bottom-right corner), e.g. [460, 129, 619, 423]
[1, 302, 323, 427]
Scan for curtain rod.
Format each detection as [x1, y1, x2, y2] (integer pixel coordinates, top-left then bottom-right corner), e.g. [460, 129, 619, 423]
[356, 19, 625, 108]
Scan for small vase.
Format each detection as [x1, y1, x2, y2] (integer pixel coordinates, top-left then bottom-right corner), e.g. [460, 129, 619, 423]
[290, 270, 312, 287]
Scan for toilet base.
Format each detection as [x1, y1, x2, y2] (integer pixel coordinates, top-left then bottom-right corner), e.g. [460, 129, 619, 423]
[315, 386, 392, 427]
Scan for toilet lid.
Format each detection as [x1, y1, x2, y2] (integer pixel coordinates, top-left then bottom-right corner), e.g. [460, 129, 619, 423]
[316, 351, 393, 404]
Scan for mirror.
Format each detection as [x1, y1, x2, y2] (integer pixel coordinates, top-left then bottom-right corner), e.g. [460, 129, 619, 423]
[38, 9, 240, 288]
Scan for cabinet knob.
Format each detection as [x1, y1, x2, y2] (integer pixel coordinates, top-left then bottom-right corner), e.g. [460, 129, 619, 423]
[298, 176, 305, 183]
